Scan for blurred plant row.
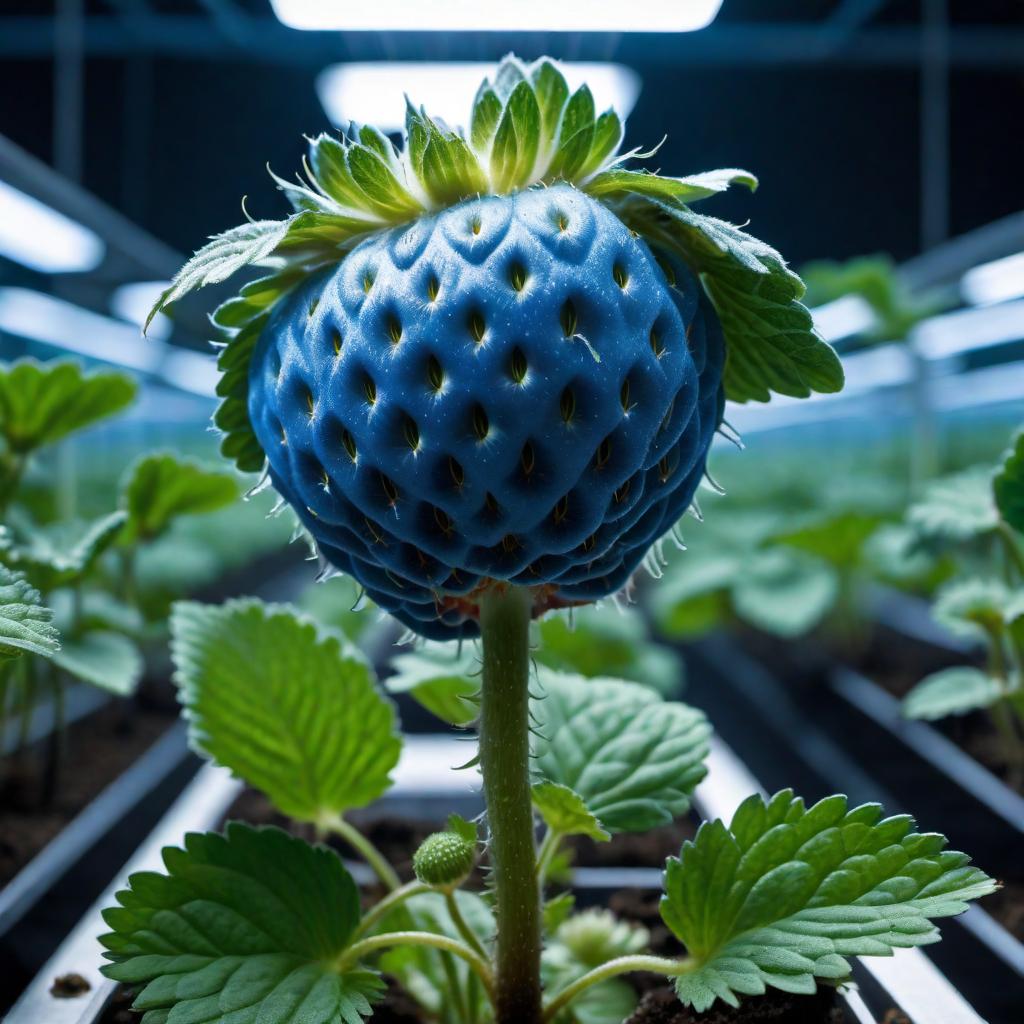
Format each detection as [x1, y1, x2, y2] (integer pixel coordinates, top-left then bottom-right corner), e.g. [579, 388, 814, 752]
[0, 359, 291, 801]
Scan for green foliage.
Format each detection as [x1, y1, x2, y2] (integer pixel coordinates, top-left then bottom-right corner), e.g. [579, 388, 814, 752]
[298, 575, 375, 644]
[537, 604, 683, 695]
[994, 430, 1024, 533]
[100, 823, 384, 1024]
[0, 565, 59, 661]
[908, 467, 999, 543]
[801, 254, 949, 344]
[731, 548, 839, 638]
[531, 670, 709, 834]
[660, 790, 996, 1011]
[120, 453, 239, 544]
[903, 667, 1007, 720]
[543, 910, 647, 1024]
[171, 599, 401, 823]
[52, 630, 143, 697]
[0, 511, 127, 591]
[377, 891, 494, 1022]
[385, 642, 480, 727]
[0, 360, 136, 455]
[532, 781, 610, 842]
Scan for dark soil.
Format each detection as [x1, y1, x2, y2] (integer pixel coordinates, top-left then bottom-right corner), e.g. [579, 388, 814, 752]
[626, 986, 845, 1024]
[0, 702, 175, 886]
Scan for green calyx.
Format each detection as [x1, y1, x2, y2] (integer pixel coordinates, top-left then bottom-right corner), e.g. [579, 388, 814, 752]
[151, 53, 844, 474]
[413, 814, 478, 889]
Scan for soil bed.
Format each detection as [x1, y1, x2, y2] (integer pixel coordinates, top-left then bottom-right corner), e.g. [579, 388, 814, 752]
[0, 701, 175, 886]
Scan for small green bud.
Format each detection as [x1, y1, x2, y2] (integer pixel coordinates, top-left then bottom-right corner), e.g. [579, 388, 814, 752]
[413, 826, 476, 889]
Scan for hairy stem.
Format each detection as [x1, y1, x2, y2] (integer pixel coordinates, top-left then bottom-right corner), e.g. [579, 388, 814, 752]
[325, 816, 402, 892]
[478, 585, 542, 1024]
[542, 955, 693, 1021]
[337, 931, 494, 998]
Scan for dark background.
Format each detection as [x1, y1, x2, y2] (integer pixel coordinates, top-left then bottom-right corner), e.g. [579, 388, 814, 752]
[2, 0, 1022, 271]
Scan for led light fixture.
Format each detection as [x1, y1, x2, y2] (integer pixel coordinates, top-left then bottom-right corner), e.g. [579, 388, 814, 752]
[0, 288, 216, 397]
[317, 61, 641, 135]
[961, 251, 1024, 307]
[0, 180, 105, 274]
[272, 0, 723, 33]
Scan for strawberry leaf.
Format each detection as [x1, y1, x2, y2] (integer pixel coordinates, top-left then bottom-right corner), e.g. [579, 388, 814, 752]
[662, 790, 996, 1012]
[615, 198, 843, 403]
[1, 511, 127, 590]
[908, 467, 999, 543]
[385, 642, 479, 727]
[532, 781, 610, 842]
[0, 565, 60, 661]
[994, 430, 1024, 533]
[531, 671, 709, 833]
[903, 667, 1007, 720]
[101, 824, 384, 1024]
[53, 630, 142, 696]
[171, 599, 401, 823]
[120, 453, 239, 544]
[0, 360, 136, 454]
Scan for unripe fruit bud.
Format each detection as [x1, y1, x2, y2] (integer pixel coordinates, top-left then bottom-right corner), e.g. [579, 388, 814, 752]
[413, 829, 476, 889]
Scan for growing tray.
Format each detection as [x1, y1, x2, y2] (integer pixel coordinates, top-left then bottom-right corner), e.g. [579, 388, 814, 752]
[682, 634, 1023, 1023]
[6, 731, 996, 1024]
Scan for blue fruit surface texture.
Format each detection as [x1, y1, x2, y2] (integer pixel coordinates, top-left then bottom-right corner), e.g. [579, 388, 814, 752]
[249, 184, 725, 638]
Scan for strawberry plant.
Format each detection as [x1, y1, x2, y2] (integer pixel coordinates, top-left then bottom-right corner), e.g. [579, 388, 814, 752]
[0, 359, 240, 798]
[97, 58, 994, 1024]
[901, 427, 1024, 787]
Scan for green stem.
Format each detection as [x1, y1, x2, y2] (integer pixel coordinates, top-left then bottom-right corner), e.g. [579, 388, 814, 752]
[535, 827, 562, 887]
[352, 880, 429, 939]
[997, 521, 1024, 584]
[478, 585, 542, 1024]
[337, 931, 494, 999]
[0, 451, 26, 515]
[542, 955, 693, 1021]
[445, 890, 488, 960]
[324, 816, 402, 892]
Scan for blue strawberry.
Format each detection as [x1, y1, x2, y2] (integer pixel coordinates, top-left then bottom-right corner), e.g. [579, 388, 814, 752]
[151, 56, 841, 639]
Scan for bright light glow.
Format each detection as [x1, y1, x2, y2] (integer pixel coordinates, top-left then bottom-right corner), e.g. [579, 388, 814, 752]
[811, 295, 876, 344]
[317, 62, 641, 135]
[111, 281, 172, 341]
[0, 288, 216, 397]
[273, 0, 722, 33]
[0, 180, 105, 274]
[961, 251, 1024, 306]
[913, 299, 1024, 361]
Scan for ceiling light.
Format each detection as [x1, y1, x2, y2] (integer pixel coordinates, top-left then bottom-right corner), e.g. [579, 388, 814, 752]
[111, 281, 172, 342]
[0, 288, 215, 397]
[273, 0, 722, 33]
[317, 62, 641, 135]
[0, 180, 105, 274]
[913, 300, 1024, 361]
[961, 251, 1024, 306]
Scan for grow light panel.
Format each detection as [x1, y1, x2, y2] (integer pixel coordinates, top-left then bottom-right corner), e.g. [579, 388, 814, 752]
[0, 180, 105, 274]
[0, 288, 216, 397]
[272, 0, 723, 33]
[961, 251, 1024, 306]
[913, 299, 1024, 361]
[317, 62, 641, 135]
[111, 281, 172, 342]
